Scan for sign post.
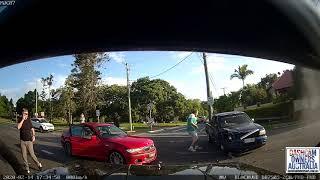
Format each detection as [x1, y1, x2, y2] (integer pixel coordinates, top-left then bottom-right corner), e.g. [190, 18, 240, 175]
[147, 103, 154, 131]
[96, 110, 100, 123]
[207, 96, 214, 106]
[15, 112, 17, 123]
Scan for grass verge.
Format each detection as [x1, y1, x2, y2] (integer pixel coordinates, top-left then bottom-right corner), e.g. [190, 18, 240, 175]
[0, 117, 14, 125]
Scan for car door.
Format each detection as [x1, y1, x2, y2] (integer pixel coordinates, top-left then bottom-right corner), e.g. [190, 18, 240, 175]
[31, 118, 40, 129]
[78, 126, 104, 159]
[70, 125, 84, 156]
[210, 116, 220, 141]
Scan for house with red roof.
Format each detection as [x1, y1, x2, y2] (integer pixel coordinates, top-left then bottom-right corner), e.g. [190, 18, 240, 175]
[271, 70, 294, 95]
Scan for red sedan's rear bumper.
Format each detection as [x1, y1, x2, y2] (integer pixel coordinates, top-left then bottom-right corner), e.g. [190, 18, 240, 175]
[126, 149, 157, 165]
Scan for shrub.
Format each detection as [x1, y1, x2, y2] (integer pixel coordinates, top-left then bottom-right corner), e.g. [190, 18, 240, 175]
[244, 101, 293, 121]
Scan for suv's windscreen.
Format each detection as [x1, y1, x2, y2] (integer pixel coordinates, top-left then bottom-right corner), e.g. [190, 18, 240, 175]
[96, 125, 127, 138]
[39, 119, 48, 123]
[219, 114, 252, 128]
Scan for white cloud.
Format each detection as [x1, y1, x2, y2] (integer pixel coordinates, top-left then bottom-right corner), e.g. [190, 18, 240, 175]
[57, 63, 68, 68]
[0, 88, 20, 102]
[1, 75, 68, 104]
[52, 75, 67, 89]
[102, 77, 127, 86]
[168, 80, 207, 100]
[109, 52, 125, 63]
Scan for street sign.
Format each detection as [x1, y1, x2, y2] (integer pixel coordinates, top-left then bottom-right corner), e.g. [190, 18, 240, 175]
[147, 103, 153, 111]
[207, 96, 214, 106]
[146, 117, 154, 124]
[96, 110, 100, 117]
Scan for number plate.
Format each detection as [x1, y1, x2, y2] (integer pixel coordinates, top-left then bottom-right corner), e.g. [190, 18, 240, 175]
[244, 138, 255, 143]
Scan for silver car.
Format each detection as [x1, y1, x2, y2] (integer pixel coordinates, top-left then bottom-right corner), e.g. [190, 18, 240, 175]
[31, 118, 55, 133]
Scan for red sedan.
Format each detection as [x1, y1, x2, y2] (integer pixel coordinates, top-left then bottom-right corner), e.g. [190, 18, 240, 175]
[61, 122, 157, 165]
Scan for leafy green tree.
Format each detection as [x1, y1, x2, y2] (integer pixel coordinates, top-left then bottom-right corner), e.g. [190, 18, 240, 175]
[71, 53, 109, 118]
[16, 90, 39, 115]
[258, 73, 278, 90]
[230, 64, 254, 88]
[241, 84, 268, 106]
[0, 95, 11, 118]
[98, 84, 128, 122]
[213, 95, 234, 113]
[57, 76, 77, 124]
[257, 73, 278, 102]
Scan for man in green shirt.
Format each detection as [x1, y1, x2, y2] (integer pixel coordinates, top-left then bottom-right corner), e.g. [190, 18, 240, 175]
[187, 109, 199, 152]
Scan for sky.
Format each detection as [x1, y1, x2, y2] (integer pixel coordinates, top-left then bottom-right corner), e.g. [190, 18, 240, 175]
[0, 51, 294, 105]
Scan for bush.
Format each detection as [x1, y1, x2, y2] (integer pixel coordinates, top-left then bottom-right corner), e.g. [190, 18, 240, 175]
[244, 101, 293, 121]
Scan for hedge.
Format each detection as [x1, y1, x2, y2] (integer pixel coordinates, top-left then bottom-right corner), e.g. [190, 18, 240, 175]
[244, 101, 293, 121]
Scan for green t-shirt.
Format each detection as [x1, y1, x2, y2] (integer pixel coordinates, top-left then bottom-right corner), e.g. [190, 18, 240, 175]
[187, 115, 197, 132]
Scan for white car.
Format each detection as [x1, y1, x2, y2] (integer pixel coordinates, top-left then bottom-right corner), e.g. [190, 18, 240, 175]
[31, 118, 55, 132]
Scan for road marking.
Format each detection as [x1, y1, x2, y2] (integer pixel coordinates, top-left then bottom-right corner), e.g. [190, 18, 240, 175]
[41, 150, 54, 155]
[172, 128, 186, 132]
[176, 151, 213, 154]
[144, 135, 207, 138]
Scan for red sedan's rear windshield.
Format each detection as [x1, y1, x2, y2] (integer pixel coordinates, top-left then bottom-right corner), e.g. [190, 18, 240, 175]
[96, 125, 127, 138]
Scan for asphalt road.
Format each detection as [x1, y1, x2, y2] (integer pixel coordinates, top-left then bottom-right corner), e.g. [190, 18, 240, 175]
[0, 121, 319, 175]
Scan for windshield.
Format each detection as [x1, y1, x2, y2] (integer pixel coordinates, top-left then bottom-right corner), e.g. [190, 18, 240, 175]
[96, 125, 127, 138]
[39, 119, 48, 123]
[219, 114, 252, 128]
[0, 50, 319, 177]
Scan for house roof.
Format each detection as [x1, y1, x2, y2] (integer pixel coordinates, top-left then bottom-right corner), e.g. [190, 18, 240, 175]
[272, 70, 293, 90]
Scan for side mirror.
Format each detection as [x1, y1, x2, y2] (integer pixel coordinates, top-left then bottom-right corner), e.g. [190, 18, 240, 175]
[252, 118, 255, 122]
[83, 135, 92, 140]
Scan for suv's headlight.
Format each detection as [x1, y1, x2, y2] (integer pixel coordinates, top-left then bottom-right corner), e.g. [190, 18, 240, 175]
[259, 129, 266, 135]
[126, 147, 144, 153]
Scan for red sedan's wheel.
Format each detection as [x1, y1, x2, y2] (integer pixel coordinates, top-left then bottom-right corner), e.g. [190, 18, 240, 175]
[109, 152, 125, 165]
[64, 142, 72, 156]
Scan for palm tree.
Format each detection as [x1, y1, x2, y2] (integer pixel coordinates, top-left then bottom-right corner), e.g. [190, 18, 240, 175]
[230, 64, 254, 88]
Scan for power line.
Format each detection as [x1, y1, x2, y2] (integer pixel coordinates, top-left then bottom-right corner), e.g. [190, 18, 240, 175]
[150, 52, 193, 78]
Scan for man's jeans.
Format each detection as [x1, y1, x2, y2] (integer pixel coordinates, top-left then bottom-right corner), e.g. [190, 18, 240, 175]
[20, 140, 40, 171]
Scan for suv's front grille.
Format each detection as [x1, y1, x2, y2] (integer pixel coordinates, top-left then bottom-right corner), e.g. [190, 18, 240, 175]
[247, 131, 260, 138]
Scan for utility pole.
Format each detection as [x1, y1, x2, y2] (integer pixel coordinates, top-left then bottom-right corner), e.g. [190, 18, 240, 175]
[27, 66, 38, 117]
[221, 87, 227, 96]
[125, 63, 133, 131]
[203, 53, 213, 120]
[35, 80, 38, 116]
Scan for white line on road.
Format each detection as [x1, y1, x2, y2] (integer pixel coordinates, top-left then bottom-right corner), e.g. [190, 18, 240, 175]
[172, 128, 186, 132]
[176, 151, 214, 154]
[143, 135, 207, 138]
[41, 150, 54, 155]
